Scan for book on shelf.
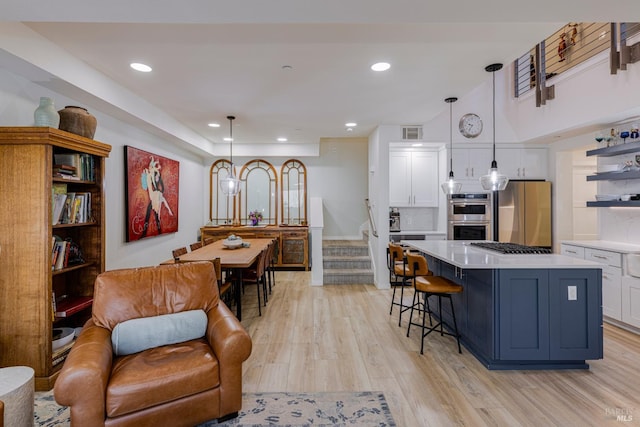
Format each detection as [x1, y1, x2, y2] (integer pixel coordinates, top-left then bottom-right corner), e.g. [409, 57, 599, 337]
[54, 173, 81, 180]
[53, 164, 77, 173]
[54, 295, 93, 318]
[52, 193, 67, 225]
[52, 240, 67, 270]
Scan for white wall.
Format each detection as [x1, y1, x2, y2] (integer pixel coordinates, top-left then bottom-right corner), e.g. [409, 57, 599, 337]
[0, 68, 206, 270]
[227, 139, 369, 240]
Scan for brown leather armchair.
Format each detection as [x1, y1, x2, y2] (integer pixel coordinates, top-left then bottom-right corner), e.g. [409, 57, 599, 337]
[54, 261, 252, 427]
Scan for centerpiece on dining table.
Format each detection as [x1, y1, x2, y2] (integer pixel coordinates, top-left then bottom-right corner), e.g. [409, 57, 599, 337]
[222, 234, 244, 249]
[248, 210, 263, 226]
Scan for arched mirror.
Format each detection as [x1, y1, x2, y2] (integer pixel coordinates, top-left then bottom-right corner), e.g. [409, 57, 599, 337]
[238, 159, 278, 226]
[280, 159, 307, 225]
[209, 159, 237, 225]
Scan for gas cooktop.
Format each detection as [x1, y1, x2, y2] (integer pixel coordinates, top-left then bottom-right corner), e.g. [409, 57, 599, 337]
[470, 242, 552, 254]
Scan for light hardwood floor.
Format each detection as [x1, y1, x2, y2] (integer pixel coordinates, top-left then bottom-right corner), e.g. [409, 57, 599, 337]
[238, 271, 640, 426]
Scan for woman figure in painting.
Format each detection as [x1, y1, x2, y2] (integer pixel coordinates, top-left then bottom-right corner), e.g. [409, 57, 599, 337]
[140, 156, 174, 237]
[558, 32, 567, 62]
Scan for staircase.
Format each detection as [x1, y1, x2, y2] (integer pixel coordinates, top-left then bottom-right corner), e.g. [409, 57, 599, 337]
[322, 239, 374, 285]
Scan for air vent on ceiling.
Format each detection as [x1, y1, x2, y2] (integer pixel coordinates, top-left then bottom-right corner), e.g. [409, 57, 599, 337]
[402, 126, 423, 140]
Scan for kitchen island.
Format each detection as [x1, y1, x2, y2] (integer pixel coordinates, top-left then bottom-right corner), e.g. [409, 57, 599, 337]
[401, 240, 603, 370]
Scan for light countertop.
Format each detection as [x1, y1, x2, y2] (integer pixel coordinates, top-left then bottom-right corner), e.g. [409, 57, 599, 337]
[561, 240, 640, 254]
[389, 230, 446, 235]
[401, 240, 602, 270]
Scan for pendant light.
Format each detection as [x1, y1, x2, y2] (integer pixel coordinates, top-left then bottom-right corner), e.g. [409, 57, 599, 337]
[441, 97, 462, 195]
[480, 63, 509, 191]
[219, 115, 240, 196]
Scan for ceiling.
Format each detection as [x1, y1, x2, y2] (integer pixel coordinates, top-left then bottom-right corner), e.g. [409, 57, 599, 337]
[3, 0, 639, 154]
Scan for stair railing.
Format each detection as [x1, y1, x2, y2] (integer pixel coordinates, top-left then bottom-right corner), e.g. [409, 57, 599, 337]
[364, 198, 378, 238]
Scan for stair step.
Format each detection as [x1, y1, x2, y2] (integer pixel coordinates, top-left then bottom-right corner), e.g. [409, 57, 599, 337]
[323, 255, 372, 269]
[321, 240, 373, 284]
[323, 246, 369, 256]
[323, 268, 374, 285]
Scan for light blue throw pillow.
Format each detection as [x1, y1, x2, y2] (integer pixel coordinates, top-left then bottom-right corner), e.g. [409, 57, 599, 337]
[111, 309, 208, 356]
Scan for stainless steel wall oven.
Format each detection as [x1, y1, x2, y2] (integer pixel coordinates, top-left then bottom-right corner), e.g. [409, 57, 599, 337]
[447, 193, 492, 240]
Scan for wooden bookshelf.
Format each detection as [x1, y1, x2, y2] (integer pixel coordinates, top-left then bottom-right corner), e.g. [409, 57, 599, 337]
[0, 127, 111, 390]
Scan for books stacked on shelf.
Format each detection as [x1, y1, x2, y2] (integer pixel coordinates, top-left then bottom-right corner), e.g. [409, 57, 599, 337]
[51, 237, 85, 270]
[52, 339, 75, 367]
[53, 191, 92, 225]
[53, 164, 78, 180]
[53, 153, 95, 181]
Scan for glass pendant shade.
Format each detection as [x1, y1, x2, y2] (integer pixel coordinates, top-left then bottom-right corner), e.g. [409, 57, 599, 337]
[480, 160, 509, 191]
[441, 171, 462, 194]
[441, 96, 461, 195]
[219, 115, 240, 196]
[219, 167, 240, 196]
[480, 63, 509, 192]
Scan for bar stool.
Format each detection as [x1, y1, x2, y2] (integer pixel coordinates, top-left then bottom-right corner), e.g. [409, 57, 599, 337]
[388, 242, 413, 326]
[405, 252, 463, 354]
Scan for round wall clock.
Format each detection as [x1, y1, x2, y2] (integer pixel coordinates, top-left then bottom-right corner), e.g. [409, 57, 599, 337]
[459, 113, 483, 138]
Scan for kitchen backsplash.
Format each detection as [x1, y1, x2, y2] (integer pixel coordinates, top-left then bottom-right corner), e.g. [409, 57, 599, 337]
[396, 207, 437, 231]
[600, 208, 640, 243]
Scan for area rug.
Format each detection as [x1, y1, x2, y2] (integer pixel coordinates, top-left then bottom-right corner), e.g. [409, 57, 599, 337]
[34, 390, 396, 426]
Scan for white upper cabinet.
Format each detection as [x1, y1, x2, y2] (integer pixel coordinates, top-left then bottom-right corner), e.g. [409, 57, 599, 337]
[389, 150, 439, 207]
[451, 147, 493, 181]
[496, 147, 548, 179]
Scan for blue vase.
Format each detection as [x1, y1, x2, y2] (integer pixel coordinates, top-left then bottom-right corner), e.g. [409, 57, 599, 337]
[34, 97, 60, 128]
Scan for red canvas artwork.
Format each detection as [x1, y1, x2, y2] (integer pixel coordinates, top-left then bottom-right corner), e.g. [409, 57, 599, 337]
[125, 146, 179, 241]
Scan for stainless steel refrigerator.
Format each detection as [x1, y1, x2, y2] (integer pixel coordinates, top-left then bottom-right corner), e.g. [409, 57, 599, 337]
[496, 180, 551, 247]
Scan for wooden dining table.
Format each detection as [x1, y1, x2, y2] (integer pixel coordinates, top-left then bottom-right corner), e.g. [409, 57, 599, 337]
[175, 238, 273, 321]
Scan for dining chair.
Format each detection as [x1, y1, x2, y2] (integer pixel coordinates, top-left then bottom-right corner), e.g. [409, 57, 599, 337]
[172, 247, 188, 260]
[241, 248, 269, 316]
[212, 257, 234, 308]
[190, 241, 203, 251]
[405, 252, 463, 354]
[265, 240, 277, 295]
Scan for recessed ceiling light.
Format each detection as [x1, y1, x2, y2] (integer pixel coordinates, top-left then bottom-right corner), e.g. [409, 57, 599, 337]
[223, 137, 233, 142]
[130, 62, 152, 72]
[208, 123, 221, 128]
[371, 62, 390, 72]
[277, 137, 288, 142]
[412, 143, 423, 147]
[345, 122, 357, 127]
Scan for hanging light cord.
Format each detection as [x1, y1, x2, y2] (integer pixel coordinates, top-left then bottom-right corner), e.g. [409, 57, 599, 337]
[227, 115, 235, 165]
[492, 70, 496, 162]
[449, 100, 453, 173]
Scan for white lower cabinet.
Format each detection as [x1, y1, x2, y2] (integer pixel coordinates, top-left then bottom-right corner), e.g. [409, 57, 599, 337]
[622, 277, 640, 328]
[561, 244, 623, 322]
[602, 265, 622, 320]
[560, 242, 640, 328]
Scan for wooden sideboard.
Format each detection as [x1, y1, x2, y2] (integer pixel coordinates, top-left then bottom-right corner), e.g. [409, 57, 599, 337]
[200, 225, 309, 270]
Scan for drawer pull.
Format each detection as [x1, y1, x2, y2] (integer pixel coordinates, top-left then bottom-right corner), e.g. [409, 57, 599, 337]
[593, 255, 608, 260]
[566, 250, 577, 254]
